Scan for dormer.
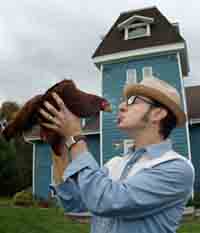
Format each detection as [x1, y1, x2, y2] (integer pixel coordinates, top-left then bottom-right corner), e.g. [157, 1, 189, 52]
[117, 15, 154, 40]
[93, 7, 189, 76]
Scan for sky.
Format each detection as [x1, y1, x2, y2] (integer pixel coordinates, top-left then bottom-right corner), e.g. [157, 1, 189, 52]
[0, 0, 199, 105]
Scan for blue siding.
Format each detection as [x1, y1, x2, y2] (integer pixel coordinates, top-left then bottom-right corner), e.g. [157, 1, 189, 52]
[190, 124, 200, 193]
[102, 53, 188, 163]
[34, 143, 52, 200]
[33, 135, 100, 200]
[87, 134, 100, 165]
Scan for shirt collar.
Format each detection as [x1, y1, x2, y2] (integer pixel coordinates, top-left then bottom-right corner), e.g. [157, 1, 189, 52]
[128, 139, 172, 160]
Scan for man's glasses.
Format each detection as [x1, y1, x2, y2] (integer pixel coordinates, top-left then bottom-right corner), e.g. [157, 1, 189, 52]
[126, 96, 160, 107]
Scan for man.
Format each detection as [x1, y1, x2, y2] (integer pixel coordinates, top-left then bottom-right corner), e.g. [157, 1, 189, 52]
[39, 77, 194, 233]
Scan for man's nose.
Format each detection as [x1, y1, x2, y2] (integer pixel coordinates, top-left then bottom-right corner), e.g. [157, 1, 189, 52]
[118, 101, 127, 112]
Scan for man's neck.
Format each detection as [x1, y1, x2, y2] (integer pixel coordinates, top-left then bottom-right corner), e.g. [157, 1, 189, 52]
[134, 131, 164, 150]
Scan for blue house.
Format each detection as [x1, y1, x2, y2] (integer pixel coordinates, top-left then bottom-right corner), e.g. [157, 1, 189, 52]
[92, 6, 190, 164]
[24, 6, 198, 200]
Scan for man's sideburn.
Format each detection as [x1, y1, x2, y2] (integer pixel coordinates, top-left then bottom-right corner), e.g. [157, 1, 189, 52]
[140, 105, 153, 125]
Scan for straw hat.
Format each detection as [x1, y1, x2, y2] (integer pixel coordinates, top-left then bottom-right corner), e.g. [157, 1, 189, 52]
[123, 77, 186, 126]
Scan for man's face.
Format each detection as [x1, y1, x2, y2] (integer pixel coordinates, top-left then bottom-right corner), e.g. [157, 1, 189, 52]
[117, 96, 155, 133]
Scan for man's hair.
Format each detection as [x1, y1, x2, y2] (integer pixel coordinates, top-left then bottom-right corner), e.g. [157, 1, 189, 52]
[151, 100, 177, 139]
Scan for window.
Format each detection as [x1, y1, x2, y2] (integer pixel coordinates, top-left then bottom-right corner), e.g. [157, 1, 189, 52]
[125, 23, 151, 40]
[128, 26, 147, 38]
[142, 66, 153, 79]
[81, 118, 86, 128]
[126, 69, 137, 84]
[124, 139, 135, 154]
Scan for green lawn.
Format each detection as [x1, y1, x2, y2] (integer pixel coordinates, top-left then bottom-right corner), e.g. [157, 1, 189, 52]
[0, 207, 90, 233]
[177, 217, 200, 233]
[0, 206, 199, 233]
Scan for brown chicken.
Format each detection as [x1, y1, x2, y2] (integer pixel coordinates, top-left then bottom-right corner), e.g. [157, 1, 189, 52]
[2, 79, 112, 156]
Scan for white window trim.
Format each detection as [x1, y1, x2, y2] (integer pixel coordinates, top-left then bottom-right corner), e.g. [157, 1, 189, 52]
[126, 69, 137, 84]
[81, 118, 86, 128]
[125, 23, 151, 40]
[142, 66, 153, 79]
[118, 14, 154, 29]
[124, 139, 135, 154]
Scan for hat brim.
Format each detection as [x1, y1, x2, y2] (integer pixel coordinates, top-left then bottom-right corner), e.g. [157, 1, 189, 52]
[123, 84, 186, 126]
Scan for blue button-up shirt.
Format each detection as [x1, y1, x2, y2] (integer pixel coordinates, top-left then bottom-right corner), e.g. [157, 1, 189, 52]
[51, 140, 194, 233]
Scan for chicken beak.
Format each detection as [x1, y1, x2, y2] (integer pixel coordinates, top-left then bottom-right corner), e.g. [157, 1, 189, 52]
[104, 104, 112, 112]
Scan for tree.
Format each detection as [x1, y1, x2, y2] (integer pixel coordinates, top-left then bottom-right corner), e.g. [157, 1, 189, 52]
[0, 101, 20, 122]
[0, 100, 32, 196]
[0, 137, 17, 196]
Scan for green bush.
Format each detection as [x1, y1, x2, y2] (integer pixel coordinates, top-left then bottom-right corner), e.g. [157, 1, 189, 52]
[193, 192, 200, 209]
[13, 190, 34, 207]
[186, 197, 193, 207]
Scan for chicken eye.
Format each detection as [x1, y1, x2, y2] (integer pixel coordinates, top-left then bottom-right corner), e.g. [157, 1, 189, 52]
[101, 101, 107, 108]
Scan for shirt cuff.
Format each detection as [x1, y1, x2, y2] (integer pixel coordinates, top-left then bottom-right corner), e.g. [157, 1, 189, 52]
[62, 151, 99, 181]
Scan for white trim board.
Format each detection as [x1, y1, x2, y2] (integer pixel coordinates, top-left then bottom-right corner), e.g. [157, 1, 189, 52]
[32, 143, 36, 196]
[100, 64, 104, 167]
[93, 43, 185, 65]
[177, 53, 192, 161]
[189, 119, 200, 125]
[24, 131, 100, 142]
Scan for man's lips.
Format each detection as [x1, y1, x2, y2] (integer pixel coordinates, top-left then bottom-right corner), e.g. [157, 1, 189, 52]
[117, 115, 124, 124]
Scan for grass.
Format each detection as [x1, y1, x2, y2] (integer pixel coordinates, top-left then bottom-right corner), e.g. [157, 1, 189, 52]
[0, 207, 90, 233]
[177, 217, 200, 233]
[0, 203, 199, 233]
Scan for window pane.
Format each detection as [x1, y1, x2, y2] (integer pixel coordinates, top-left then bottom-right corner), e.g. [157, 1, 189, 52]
[126, 69, 137, 84]
[142, 66, 153, 79]
[128, 26, 147, 38]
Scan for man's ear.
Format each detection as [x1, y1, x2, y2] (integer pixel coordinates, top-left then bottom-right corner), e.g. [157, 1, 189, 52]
[151, 107, 168, 123]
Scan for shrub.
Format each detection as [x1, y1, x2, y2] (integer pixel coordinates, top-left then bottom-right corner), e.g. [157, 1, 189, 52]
[13, 190, 34, 207]
[193, 192, 200, 209]
[186, 198, 193, 207]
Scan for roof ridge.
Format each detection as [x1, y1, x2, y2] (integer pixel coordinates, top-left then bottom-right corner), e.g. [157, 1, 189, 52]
[120, 6, 157, 15]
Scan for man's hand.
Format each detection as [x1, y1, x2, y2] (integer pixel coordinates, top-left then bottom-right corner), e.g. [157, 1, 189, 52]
[39, 92, 82, 138]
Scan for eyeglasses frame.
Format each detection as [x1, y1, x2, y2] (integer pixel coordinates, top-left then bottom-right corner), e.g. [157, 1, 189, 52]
[126, 96, 162, 108]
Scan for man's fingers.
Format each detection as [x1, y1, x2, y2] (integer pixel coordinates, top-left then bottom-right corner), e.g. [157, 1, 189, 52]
[41, 122, 59, 132]
[52, 92, 66, 111]
[44, 101, 59, 118]
[39, 108, 60, 126]
[39, 108, 51, 119]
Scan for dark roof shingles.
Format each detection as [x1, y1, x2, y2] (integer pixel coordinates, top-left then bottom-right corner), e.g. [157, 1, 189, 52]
[92, 7, 184, 58]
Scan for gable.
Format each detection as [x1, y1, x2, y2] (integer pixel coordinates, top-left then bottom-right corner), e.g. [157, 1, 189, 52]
[93, 7, 184, 58]
[92, 7, 189, 76]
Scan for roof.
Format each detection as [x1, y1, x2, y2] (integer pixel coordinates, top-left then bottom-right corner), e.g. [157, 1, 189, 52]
[185, 85, 200, 121]
[82, 115, 100, 134]
[92, 7, 189, 76]
[23, 115, 100, 142]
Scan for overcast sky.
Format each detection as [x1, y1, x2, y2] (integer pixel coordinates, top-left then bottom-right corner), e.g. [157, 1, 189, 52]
[0, 0, 199, 104]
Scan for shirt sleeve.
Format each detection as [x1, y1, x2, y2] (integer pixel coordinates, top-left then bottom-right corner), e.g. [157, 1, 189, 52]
[49, 177, 87, 213]
[63, 151, 194, 219]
